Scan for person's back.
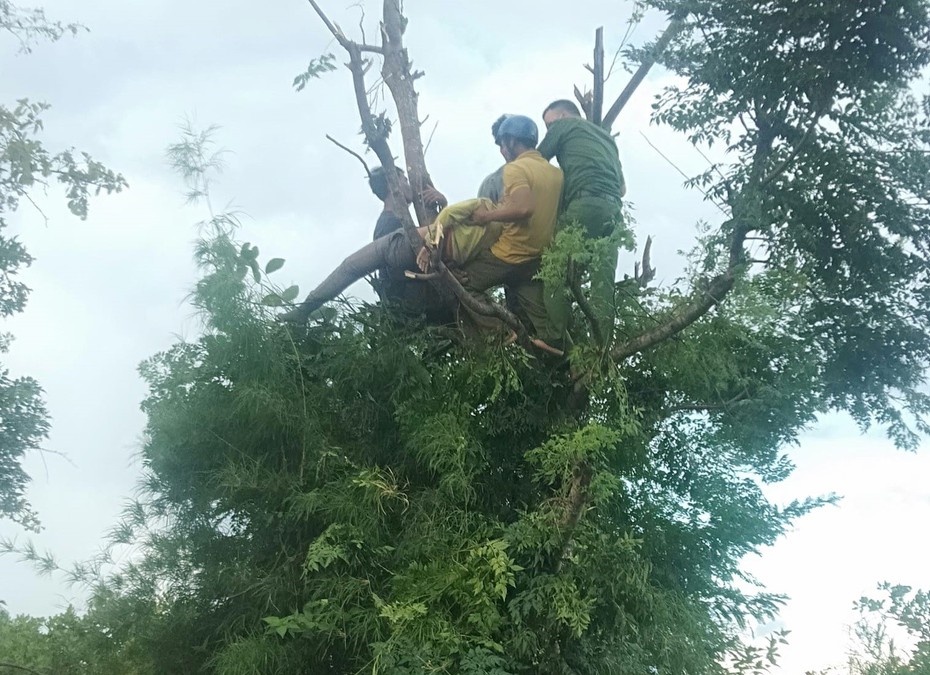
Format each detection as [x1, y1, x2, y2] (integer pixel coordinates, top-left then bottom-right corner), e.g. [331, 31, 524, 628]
[538, 115, 624, 214]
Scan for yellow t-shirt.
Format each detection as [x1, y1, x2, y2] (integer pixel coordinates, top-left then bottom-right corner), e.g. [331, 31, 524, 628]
[489, 150, 563, 264]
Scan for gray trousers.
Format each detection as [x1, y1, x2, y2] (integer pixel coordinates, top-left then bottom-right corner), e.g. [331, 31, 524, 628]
[300, 230, 418, 314]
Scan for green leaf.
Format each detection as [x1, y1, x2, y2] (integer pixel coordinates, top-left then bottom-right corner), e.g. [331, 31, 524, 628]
[261, 293, 283, 307]
[265, 258, 285, 274]
[281, 285, 300, 302]
[249, 260, 261, 283]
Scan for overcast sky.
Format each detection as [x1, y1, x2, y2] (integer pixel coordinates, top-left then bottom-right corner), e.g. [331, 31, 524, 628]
[1, 1, 928, 673]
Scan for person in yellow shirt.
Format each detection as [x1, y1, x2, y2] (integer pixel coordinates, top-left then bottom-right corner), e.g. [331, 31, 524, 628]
[456, 115, 564, 348]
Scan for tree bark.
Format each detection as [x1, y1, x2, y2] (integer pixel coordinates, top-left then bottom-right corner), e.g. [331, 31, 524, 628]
[381, 0, 436, 226]
[591, 27, 605, 125]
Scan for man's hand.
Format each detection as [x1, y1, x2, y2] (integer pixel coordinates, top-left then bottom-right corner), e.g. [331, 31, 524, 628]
[471, 202, 493, 224]
[421, 186, 448, 209]
[416, 246, 433, 273]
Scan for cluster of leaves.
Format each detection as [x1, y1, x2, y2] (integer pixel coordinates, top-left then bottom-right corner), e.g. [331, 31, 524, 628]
[0, 3, 125, 529]
[640, 0, 930, 446]
[808, 584, 930, 675]
[293, 53, 337, 93]
[0, 605, 150, 675]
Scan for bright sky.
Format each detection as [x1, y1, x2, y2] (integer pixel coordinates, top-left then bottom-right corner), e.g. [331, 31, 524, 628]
[1, 2, 928, 673]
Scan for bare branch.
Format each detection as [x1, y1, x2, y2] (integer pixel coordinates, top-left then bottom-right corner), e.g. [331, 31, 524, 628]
[634, 235, 655, 287]
[613, 272, 734, 360]
[380, 0, 436, 225]
[423, 120, 439, 157]
[404, 270, 439, 281]
[639, 131, 731, 217]
[612, 222, 748, 361]
[325, 134, 372, 177]
[591, 27, 605, 125]
[0, 663, 48, 675]
[602, 14, 687, 131]
[573, 85, 593, 120]
[426, 259, 531, 346]
[307, 0, 348, 46]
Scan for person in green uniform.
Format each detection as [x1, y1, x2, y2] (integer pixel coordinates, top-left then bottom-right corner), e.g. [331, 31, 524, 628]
[538, 99, 629, 345]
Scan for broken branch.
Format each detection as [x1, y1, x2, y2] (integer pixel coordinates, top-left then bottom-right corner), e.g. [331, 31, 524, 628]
[602, 13, 687, 132]
[380, 0, 436, 226]
[325, 134, 372, 177]
[634, 235, 655, 288]
[591, 27, 605, 125]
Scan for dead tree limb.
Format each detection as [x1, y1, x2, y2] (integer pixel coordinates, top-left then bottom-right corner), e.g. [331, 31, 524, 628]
[634, 235, 655, 287]
[612, 222, 748, 361]
[573, 85, 593, 120]
[381, 0, 437, 225]
[602, 13, 687, 132]
[591, 27, 605, 124]
[435, 259, 529, 341]
[325, 134, 372, 177]
[308, 1, 414, 235]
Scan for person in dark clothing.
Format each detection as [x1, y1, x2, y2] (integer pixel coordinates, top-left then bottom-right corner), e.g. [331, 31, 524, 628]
[278, 167, 449, 324]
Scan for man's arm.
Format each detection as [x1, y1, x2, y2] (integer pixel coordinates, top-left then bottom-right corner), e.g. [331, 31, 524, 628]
[473, 162, 535, 224]
[473, 186, 534, 224]
[537, 122, 563, 161]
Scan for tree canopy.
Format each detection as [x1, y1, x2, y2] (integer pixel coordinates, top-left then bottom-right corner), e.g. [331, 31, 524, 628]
[3, 1, 930, 674]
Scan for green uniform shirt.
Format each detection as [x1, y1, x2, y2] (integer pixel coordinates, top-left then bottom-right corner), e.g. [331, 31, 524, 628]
[537, 116, 625, 205]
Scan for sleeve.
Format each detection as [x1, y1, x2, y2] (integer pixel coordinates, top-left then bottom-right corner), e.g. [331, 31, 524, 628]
[502, 162, 531, 198]
[537, 124, 561, 160]
[477, 166, 505, 202]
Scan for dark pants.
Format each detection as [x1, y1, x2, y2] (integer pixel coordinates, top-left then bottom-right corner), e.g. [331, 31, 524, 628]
[300, 230, 448, 319]
[459, 249, 550, 339]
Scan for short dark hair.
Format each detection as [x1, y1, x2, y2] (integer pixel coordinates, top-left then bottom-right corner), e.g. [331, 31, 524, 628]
[543, 99, 582, 118]
[368, 166, 405, 201]
[491, 114, 510, 145]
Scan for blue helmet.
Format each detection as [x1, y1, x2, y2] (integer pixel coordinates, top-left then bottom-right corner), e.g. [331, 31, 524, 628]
[497, 114, 538, 147]
[491, 114, 512, 145]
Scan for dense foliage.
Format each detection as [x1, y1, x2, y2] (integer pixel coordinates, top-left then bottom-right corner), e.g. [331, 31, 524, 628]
[3, 1, 930, 673]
